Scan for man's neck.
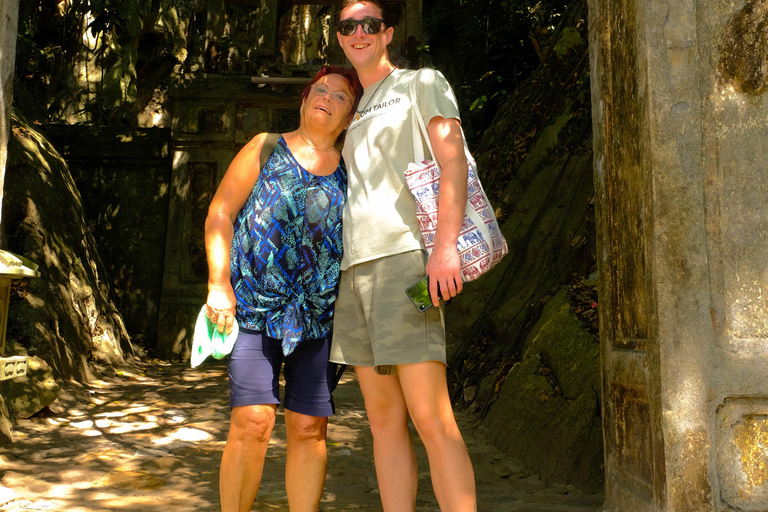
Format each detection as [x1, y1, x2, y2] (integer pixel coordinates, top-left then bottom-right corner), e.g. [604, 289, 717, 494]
[358, 61, 396, 89]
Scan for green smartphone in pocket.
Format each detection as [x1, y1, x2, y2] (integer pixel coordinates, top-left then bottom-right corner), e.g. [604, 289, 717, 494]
[405, 276, 433, 313]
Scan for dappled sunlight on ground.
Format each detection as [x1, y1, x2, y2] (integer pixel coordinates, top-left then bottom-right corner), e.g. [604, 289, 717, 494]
[1, 361, 603, 511]
[1, 361, 227, 511]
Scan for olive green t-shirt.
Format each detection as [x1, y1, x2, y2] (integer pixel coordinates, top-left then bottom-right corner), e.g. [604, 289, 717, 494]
[340, 68, 461, 270]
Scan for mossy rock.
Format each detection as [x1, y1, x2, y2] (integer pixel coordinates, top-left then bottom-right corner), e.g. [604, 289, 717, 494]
[0, 356, 61, 419]
[483, 289, 603, 493]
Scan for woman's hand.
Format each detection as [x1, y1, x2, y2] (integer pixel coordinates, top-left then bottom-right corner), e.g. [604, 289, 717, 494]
[206, 284, 237, 335]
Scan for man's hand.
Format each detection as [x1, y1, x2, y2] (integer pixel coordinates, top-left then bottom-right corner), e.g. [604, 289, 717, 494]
[206, 284, 237, 335]
[425, 245, 463, 307]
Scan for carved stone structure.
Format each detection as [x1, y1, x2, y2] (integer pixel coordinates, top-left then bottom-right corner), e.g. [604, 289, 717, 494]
[157, 0, 421, 357]
[589, 0, 768, 510]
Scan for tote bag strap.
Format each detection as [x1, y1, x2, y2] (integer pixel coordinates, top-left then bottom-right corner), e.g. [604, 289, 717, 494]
[408, 71, 493, 249]
[408, 70, 429, 163]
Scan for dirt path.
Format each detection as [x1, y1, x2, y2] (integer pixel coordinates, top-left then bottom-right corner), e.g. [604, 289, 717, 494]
[0, 360, 603, 511]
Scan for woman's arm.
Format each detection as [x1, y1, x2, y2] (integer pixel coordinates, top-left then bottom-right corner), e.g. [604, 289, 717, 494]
[204, 132, 269, 333]
[424, 116, 468, 306]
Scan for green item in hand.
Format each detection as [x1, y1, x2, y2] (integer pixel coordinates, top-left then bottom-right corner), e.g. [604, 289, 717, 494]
[190, 306, 239, 368]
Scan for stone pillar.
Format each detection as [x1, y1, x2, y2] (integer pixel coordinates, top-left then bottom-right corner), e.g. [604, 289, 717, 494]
[589, 0, 768, 510]
[0, 0, 20, 243]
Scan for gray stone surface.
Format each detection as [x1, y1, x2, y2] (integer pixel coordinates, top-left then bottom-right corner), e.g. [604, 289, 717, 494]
[588, 0, 768, 510]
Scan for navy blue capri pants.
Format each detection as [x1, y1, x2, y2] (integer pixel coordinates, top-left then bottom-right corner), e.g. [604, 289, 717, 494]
[228, 328, 336, 417]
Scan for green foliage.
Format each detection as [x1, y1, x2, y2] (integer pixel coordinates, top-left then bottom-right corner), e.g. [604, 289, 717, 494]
[423, 0, 573, 143]
[15, 0, 199, 124]
[552, 26, 582, 58]
[72, 0, 150, 50]
[470, 74, 508, 111]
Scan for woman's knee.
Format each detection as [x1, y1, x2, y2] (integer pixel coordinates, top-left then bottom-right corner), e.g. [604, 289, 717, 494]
[286, 412, 328, 443]
[230, 405, 276, 441]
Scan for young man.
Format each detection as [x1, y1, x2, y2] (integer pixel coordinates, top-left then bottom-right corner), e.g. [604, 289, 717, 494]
[330, 1, 477, 511]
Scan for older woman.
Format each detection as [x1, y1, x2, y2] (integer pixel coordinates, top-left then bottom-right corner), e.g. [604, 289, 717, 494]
[204, 66, 362, 512]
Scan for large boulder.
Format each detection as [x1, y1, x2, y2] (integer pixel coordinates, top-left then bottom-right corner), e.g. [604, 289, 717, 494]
[0, 113, 134, 384]
[0, 395, 11, 448]
[446, 10, 595, 397]
[442, 5, 601, 492]
[482, 289, 603, 493]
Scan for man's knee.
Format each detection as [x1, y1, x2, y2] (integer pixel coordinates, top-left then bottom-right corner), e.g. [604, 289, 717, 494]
[409, 406, 453, 442]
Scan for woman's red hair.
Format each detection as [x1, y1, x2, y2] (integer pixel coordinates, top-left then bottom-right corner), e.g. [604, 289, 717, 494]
[302, 66, 364, 121]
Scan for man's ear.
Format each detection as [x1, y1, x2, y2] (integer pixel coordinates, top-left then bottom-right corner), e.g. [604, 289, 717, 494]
[385, 26, 394, 45]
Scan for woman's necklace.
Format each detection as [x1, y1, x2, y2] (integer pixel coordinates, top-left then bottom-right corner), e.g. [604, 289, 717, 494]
[355, 67, 396, 121]
[299, 128, 337, 154]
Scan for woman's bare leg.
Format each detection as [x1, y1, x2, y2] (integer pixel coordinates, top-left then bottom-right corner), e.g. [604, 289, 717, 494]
[220, 404, 277, 512]
[284, 409, 328, 511]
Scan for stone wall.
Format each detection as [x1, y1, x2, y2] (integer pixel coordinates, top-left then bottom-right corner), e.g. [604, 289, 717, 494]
[42, 126, 172, 348]
[589, 0, 768, 510]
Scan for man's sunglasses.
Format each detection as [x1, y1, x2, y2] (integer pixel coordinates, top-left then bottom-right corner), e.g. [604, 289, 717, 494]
[336, 17, 385, 36]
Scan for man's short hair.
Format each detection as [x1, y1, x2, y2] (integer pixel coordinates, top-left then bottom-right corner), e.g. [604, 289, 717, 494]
[340, 0, 399, 29]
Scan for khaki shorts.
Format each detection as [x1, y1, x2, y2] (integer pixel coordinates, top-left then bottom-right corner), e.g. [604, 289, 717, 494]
[330, 250, 445, 375]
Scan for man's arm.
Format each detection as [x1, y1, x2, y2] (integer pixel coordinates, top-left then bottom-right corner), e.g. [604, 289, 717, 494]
[424, 116, 468, 306]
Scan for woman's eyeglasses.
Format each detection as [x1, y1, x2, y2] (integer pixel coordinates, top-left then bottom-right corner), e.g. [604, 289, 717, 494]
[310, 84, 350, 104]
[336, 17, 385, 36]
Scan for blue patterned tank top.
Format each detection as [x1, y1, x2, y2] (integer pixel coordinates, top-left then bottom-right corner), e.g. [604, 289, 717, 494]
[230, 136, 347, 355]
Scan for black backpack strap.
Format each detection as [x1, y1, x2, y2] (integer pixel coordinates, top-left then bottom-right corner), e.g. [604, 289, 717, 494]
[259, 133, 281, 170]
[332, 364, 348, 391]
